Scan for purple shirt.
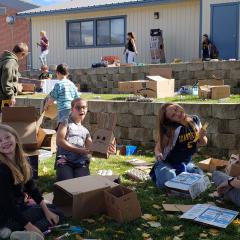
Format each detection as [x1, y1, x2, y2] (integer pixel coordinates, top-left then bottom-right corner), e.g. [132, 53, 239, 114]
[40, 36, 49, 52]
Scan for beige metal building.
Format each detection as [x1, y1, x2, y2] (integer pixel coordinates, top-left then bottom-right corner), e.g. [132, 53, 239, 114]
[18, 0, 240, 69]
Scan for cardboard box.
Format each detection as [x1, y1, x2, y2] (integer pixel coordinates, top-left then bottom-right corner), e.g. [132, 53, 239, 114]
[104, 185, 142, 222]
[198, 79, 224, 98]
[2, 107, 42, 150]
[53, 175, 118, 220]
[43, 102, 58, 120]
[133, 76, 175, 98]
[162, 204, 194, 213]
[149, 67, 172, 79]
[37, 128, 56, 149]
[91, 113, 117, 159]
[24, 150, 39, 179]
[199, 85, 230, 100]
[198, 158, 228, 172]
[165, 172, 211, 199]
[19, 77, 44, 90]
[118, 81, 135, 93]
[22, 83, 35, 92]
[226, 154, 240, 177]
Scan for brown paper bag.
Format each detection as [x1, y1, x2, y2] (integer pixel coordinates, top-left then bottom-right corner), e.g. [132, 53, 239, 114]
[226, 154, 240, 177]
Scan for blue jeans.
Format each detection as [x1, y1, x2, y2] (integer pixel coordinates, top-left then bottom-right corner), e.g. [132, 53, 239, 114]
[58, 109, 71, 123]
[213, 171, 240, 207]
[150, 160, 203, 189]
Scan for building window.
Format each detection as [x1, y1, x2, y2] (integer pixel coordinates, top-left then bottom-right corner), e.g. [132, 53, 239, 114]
[67, 16, 125, 48]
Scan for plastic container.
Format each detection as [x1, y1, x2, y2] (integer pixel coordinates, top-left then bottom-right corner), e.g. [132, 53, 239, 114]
[125, 145, 138, 156]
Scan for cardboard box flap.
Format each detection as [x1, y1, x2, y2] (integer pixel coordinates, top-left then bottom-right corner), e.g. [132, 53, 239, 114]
[2, 107, 37, 122]
[146, 75, 174, 82]
[198, 79, 224, 86]
[54, 175, 118, 195]
[149, 67, 172, 79]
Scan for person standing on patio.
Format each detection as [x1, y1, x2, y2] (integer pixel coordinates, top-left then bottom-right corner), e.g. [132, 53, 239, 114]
[38, 31, 49, 66]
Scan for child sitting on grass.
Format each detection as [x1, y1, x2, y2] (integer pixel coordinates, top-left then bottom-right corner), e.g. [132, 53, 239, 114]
[0, 124, 62, 239]
[150, 103, 208, 188]
[56, 98, 116, 181]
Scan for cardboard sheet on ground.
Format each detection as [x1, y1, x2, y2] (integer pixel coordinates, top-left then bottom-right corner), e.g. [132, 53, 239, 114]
[180, 204, 238, 228]
[162, 204, 194, 213]
[165, 172, 211, 199]
[126, 159, 153, 166]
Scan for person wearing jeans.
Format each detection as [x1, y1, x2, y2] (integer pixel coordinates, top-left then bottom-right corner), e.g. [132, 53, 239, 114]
[213, 171, 240, 207]
[150, 103, 207, 189]
[38, 30, 49, 66]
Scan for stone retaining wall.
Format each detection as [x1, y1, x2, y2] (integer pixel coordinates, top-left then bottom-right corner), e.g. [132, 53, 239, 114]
[23, 61, 240, 95]
[16, 98, 240, 157]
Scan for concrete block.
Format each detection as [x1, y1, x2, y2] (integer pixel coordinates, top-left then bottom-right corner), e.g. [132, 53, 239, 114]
[180, 103, 212, 118]
[107, 101, 129, 113]
[187, 62, 203, 71]
[211, 133, 236, 150]
[140, 141, 155, 149]
[171, 63, 187, 72]
[153, 102, 163, 116]
[206, 70, 227, 79]
[107, 81, 114, 88]
[131, 66, 139, 73]
[230, 69, 240, 80]
[193, 70, 207, 79]
[174, 71, 193, 80]
[95, 67, 107, 74]
[119, 66, 131, 74]
[129, 102, 154, 115]
[212, 104, 240, 119]
[203, 61, 222, 70]
[106, 67, 119, 74]
[128, 128, 153, 141]
[228, 119, 240, 134]
[114, 126, 129, 139]
[221, 61, 240, 70]
[117, 114, 133, 127]
[140, 115, 157, 129]
[132, 72, 145, 80]
[88, 100, 108, 113]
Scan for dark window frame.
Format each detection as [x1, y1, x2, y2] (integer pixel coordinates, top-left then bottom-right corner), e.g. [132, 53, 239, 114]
[66, 15, 126, 49]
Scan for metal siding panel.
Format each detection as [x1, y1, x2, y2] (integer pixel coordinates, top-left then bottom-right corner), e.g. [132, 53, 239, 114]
[31, 1, 199, 69]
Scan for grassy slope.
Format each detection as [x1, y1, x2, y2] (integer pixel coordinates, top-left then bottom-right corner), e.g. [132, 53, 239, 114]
[38, 153, 240, 240]
[17, 93, 240, 103]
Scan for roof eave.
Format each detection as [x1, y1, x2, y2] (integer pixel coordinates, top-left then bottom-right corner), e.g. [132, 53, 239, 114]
[17, 0, 186, 17]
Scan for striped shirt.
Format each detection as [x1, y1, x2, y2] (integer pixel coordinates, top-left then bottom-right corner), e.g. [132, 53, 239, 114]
[49, 79, 79, 111]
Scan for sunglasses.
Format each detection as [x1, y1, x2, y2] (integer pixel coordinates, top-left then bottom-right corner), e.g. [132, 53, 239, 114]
[74, 105, 88, 111]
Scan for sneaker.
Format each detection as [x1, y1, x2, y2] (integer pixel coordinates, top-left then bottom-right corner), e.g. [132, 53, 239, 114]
[10, 231, 44, 240]
[0, 227, 12, 239]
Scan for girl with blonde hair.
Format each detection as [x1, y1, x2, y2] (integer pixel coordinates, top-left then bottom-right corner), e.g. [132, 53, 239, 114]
[0, 124, 61, 239]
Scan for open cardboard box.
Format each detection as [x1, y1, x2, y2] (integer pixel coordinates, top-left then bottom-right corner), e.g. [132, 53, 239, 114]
[118, 67, 175, 98]
[2, 107, 43, 150]
[198, 158, 228, 172]
[104, 185, 142, 222]
[53, 175, 118, 220]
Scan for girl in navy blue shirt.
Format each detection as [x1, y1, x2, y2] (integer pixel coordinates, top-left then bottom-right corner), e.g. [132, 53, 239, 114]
[150, 103, 208, 188]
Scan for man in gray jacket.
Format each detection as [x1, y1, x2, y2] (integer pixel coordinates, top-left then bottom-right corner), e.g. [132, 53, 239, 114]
[0, 43, 28, 110]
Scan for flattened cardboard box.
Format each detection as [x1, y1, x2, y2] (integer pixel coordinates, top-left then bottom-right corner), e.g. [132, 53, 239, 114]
[53, 175, 118, 220]
[104, 185, 142, 222]
[2, 107, 42, 150]
[198, 158, 228, 172]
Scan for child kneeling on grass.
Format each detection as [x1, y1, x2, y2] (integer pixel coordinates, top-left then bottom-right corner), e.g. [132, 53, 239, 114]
[0, 124, 62, 239]
[56, 98, 116, 181]
[150, 103, 208, 188]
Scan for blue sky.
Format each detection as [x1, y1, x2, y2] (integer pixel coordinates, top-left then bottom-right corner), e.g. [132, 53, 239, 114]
[31, 0, 69, 6]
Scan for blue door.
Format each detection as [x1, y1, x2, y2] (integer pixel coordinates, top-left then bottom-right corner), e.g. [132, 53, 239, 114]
[211, 3, 239, 59]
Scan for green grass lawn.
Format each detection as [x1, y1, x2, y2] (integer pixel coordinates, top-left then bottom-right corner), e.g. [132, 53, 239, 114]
[38, 152, 240, 240]
[17, 93, 240, 103]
